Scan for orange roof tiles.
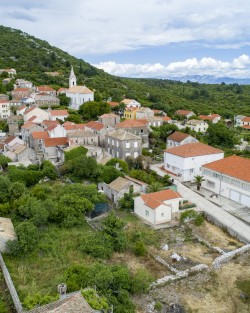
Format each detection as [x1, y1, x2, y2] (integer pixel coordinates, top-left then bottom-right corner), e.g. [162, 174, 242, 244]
[165, 142, 223, 158]
[162, 116, 172, 122]
[116, 119, 147, 128]
[203, 155, 250, 183]
[100, 113, 119, 118]
[0, 100, 9, 104]
[31, 131, 49, 139]
[24, 106, 36, 114]
[12, 88, 29, 92]
[176, 109, 194, 116]
[37, 86, 55, 92]
[242, 116, 250, 122]
[17, 105, 26, 111]
[85, 121, 104, 131]
[49, 110, 69, 116]
[3, 136, 16, 144]
[167, 131, 191, 142]
[198, 115, 214, 121]
[141, 189, 182, 210]
[107, 101, 119, 107]
[43, 137, 68, 147]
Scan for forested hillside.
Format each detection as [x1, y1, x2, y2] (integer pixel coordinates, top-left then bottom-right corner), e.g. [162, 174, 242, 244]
[0, 25, 250, 117]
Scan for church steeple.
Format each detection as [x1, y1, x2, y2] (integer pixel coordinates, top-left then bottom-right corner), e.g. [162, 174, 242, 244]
[69, 66, 77, 88]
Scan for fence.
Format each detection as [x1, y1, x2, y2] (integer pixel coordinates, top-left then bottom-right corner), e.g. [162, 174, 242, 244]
[0, 253, 23, 313]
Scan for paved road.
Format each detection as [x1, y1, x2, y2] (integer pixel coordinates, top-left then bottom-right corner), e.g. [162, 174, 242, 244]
[151, 163, 250, 243]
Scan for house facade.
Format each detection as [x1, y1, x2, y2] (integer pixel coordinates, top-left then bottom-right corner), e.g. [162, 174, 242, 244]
[201, 155, 250, 207]
[135, 107, 154, 120]
[167, 131, 198, 148]
[98, 176, 145, 204]
[186, 119, 209, 133]
[175, 110, 195, 119]
[67, 130, 98, 146]
[105, 129, 142, 160]
[98, 113, 120, 126]
[49, 110, 69, 121]
[164, 142, 224, 182]
[0, 100, 10, 119]
[121, 99, 141, 108]
[134, 189, 183, 226]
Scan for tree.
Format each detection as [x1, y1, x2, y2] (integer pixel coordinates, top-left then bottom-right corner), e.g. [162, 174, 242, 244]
[206, 122, 235, 148]
[118, 186, 134, 211]
[79, 101, 111, 120]
[99, 165, 124, 184]
[58, 94, 71, 107]
[0, 175, 11, 203]
[0, 155, 11, 170]
[15, 221, 39, 254]
[41, 160, 58, 180]
[106, 158, 129, 174]
[146, 182, 164, 193]
[9, 182, 27, 200]
[194, 175, 205, 190]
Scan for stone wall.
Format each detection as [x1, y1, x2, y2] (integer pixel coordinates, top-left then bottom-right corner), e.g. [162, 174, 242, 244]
[0, 253, 23, 313]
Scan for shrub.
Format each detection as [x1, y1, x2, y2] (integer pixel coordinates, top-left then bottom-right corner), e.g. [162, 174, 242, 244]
[133, 240, 147, 256]
[81, 289, 110, 311]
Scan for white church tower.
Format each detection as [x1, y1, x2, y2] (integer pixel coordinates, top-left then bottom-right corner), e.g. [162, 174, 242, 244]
[69, 66, 77, 88]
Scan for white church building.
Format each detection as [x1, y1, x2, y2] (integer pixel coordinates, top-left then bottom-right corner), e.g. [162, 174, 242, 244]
[66, 67, 94, 110]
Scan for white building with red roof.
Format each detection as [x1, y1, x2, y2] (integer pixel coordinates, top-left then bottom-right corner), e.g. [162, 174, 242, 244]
[167, 131, 198, 148]
[175, 109, 195, 119]
[23, 107, 49, 123]
[36, 86, 56, 97]
[42, 137, 68, 163]
[201, 155, 250, 206]
[134, 189, 183, 226]
[49, 109, 69, 121]
[164, 142, 224, 182]
[241, 116, 250, 130]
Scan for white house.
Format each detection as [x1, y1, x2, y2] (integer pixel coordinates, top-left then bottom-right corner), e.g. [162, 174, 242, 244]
[198, 114, 221, 124]
[186, 119, 209, 133]
[23, 107, 49, 123]
[66, 67, 94, 110]
[135, 107, 154, 120]
[201, 155, 250, 207]
[164, 142, 224, 182]
[0, 100, 10, 119]
[49, 109, 69, 121]
[241, 116, 250, 130]
[167, 131, 198, 148]
[175, 110, 195, 119]
[121, 99, 141, 108]
[134, 189, 183, 226]
[47, 124, 66, 138]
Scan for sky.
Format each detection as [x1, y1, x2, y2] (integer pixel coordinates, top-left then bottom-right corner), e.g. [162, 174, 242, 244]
[1, 0, 250, 79]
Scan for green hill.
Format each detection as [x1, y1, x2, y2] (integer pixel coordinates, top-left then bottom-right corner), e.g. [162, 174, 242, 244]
[0, 25, 250, 117]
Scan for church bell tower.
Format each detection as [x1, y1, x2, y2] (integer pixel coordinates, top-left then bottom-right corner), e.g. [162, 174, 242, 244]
[69, 66, 77, 88]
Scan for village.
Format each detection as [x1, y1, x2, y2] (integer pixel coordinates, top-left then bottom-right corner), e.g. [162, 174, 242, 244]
[0, 66, 249, 313]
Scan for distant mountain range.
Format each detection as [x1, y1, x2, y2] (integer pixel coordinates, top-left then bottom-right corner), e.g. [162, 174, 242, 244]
[171, 75, 250, 85]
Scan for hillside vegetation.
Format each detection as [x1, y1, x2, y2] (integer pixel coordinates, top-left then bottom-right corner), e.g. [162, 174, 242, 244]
[0, 25, 250, 118]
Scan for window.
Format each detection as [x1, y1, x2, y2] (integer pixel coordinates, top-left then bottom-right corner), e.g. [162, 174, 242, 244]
[116, 141, 119, 147]
[206, 180, 215, 188]
[140, 129, 144, 133]
[190, 169, 194, 173]
[161, 213, 164, 217]
[126, 142, 130, 148]
[134, 142, 138, 148]
[145, 210, 149, 216]
[112, 140, 114, 146]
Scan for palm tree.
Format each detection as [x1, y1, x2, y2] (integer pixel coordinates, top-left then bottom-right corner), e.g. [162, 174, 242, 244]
[147, 182, 164, 193]
[194, 175, 205, 190]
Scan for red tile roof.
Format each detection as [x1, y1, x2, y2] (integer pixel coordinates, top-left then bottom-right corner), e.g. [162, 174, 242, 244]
[31, 131, 49, 139]
[210, 114, 221, 118]
[167, 131, 192, 142]
[107, 101, 119, 107]
[21, 122, 35, 129]
[63, 121, 75, 126]
[37, 86, 55, 92]
[176, 109, 194, 116]
[116, 119, 147, 128]
[12, 88, 29, 92]
[141, 189, 182, 210]
[242, 116, 250, 122]
[27, 116, 37, 122]
[85, 121, 104, 131]
[3, 136, 16, 144]
[47, 123, 60, 131]
[17, 105, 26, 111]
[162, 116, 172, 122]
[165, 142, 223, 158]
[100, 113, 119, 118]
[203, 155, 250, 183]
[24, 106, 36, 114]
[198, 115, 214, 121]
[0, 100, 9, 104]
[43, 137, 68, 147]
[242, 125, 250, 129]
[49, 109, 69, 116]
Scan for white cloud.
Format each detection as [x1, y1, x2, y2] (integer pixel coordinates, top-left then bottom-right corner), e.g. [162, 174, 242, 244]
[1, 0, 250, 55]
[94, 55, 250, 78]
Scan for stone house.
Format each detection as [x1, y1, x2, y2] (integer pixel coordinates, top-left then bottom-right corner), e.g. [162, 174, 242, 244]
[7, 115, 23, 135]
[135, 107, 154, 120]
[98, 176, 146, 204]
[36, 86, 56, 97]
[134, 189, 183, 227]
[146, 116, 164, 127]
[4, 143, 29, 162]
[21, 122, 44, 146]
[98, 113, 120, 126]
[23, 107, 49, 123]
[0, 100, 10, 119]
[11, 88, 31, 100]
[175, 110, 195, 119]
[198, 114, 221, 124]
[34, 94, 60, 107]
[167, 131, 198, 148]
[186, 119, 209, 133]
[3, 136, 24, 152]
[105, 129, 142, 160]
[30, 131, 50, 153]
[121, 99, 141, 108]
[15, 79, 33, 89]
[47, 124, 67, 138]
[85, 121, 112, 145]
[67, 129, 98, 146]
[115, 119, 149, 148]
[42, 137, 69, 163]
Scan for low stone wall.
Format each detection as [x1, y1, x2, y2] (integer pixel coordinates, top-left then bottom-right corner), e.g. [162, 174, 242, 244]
[151, 256, 208, 288]
[212, 244, 250, 268]
[0, 253, 23, 313]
